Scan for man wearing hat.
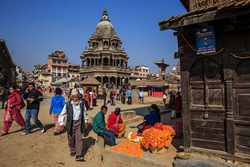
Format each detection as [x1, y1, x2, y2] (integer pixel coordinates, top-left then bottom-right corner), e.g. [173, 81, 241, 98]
[58, 89, 88, 161]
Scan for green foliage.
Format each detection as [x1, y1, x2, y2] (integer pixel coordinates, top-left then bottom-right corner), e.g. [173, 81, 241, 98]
[97, 35, 102, 40]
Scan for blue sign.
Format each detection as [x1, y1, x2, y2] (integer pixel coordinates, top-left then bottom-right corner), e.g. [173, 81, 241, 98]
[196, 26, 216, 54]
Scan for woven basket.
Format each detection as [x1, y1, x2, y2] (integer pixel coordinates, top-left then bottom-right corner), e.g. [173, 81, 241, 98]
[148, 135, 173, 154]
[149, 146, 169, 154]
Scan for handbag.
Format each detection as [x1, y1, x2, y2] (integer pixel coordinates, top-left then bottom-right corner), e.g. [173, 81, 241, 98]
[15, 95, 26, 110]
[137, 121, 147, 132]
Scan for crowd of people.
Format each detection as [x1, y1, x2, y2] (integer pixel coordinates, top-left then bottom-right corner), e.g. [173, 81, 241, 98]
[0, 82, 181, 162]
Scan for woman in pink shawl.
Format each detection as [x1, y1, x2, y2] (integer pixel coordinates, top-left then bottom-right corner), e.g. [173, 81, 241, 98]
[1, 86, 25, 136]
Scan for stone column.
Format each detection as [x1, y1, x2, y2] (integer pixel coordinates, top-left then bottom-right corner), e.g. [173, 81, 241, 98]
[108, 77, 111, 85]
[101, 77, 103, 87]
[94, 59, 96, 66]
[82, 61, 84, 68]
[115, 77, 117, 87]
[108, 58, 110, 66]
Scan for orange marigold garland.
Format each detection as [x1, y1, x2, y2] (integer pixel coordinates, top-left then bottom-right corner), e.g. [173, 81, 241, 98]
[109, 141, 144, 157]
[140, 125, 175, 149]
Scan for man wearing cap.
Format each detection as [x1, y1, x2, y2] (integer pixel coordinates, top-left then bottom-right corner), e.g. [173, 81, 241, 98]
[58, 89, 88, 161]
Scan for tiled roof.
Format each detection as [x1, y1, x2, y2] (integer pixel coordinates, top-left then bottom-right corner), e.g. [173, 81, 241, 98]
[80, 77, 101, 85]
[130, 80, 168, 86]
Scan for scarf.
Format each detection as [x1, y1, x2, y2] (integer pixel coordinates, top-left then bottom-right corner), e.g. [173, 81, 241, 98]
[4, 92, 18, 122]
[8, 91, 18, 99]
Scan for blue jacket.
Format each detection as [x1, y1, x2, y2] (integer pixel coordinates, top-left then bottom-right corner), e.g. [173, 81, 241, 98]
[144, 110, 161, 126]
[126, 90, 132, 97]
[49, 95, 65, 114]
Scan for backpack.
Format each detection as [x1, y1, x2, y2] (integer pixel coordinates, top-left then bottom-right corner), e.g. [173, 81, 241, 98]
[15, 95, 26, 110]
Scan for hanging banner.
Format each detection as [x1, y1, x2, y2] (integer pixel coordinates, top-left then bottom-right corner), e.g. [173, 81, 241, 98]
[196, 26, 216, 54]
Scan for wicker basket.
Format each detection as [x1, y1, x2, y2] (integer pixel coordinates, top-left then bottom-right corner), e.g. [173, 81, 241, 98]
[149, 146, 169, 154]
[148, 135, 174, 154]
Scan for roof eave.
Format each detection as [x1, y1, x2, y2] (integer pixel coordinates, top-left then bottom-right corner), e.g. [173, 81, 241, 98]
[159, 3, 250, 31]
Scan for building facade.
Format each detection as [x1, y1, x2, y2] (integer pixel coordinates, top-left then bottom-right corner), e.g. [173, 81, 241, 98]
[48, 50, 68, 83]
[80, 8, 130, 88]
[33, 64, 51, 88]
[159, 0, 250, 162]
[0, 39, 16, 88]
[68, 64, 80, 78]
[134, 66, 149, 80]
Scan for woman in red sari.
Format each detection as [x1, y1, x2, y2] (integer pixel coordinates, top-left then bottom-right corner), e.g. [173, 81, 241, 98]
[84, 90, 90, 109]
[1, 86, 25, 136]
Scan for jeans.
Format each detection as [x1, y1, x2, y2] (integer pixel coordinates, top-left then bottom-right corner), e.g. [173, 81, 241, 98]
[110, 98, 115, 105]
[103, 129, 115, 146]
[103, 96, 106, 105]
[93, 99, 97, 106]
[121, 96, 125, 104]
[128, 96, 132, 105]
[25, 109, 44, 133]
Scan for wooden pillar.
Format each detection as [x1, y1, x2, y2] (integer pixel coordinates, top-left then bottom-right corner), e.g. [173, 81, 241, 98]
[181, 70, 191, 148]
[224, 51, 235, 154]
[225, 78, 235, 154]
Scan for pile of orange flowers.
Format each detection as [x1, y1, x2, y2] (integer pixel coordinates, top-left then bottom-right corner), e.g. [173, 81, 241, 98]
[140, 125, 175, 149]
[130, 133, 137, 140]
[110, 141, 144, 157]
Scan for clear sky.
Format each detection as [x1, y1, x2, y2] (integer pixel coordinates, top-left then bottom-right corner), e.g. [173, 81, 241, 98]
[0, 0, 186, 73]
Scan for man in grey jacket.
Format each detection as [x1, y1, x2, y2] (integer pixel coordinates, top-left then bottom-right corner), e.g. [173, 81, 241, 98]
[59, 89, 88, 161]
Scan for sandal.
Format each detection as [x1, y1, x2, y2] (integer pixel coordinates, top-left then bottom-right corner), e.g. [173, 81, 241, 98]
[0, 132, 8, 136]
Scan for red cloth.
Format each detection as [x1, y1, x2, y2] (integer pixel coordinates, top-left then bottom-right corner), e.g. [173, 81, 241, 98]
[38, 88, 42, 93]
[142, 124, 154, 132]
[175, 96, 182, 112]
[92, 92, 97, 99]
[6, 92, 22, 115]
[84, 92, 90, 107]
[110, 91, 116, 98]
[3, 112, 25, 133]
[107, 112, 123, 135]
[53, 114, 60, 133]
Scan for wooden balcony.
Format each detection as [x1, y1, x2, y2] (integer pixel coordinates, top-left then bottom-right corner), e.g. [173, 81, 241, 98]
[190, 0, 234, 11]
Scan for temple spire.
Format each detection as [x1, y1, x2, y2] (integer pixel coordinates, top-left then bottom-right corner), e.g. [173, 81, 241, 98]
[103, 7, 108, 16]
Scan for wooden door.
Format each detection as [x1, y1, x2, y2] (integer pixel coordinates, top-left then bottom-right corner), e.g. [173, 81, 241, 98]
[189, 58, 226, 151]
[234, 59, 250, 155]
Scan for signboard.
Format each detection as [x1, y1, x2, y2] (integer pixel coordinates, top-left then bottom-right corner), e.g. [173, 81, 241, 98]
[196, 26, 216, 54]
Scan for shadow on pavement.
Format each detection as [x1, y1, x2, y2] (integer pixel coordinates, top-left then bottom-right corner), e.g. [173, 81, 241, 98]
[82, 137, 96, 157]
